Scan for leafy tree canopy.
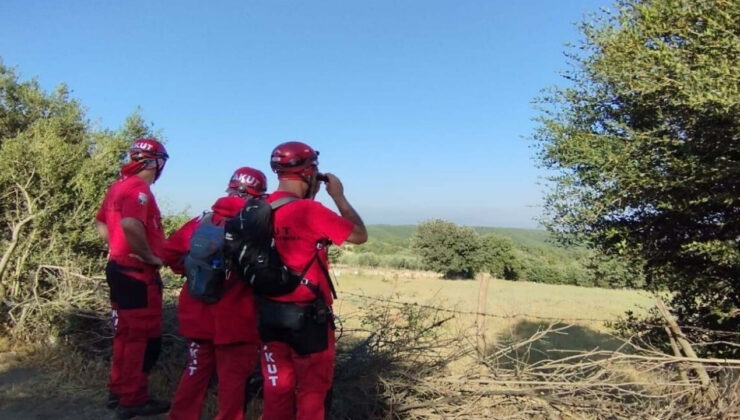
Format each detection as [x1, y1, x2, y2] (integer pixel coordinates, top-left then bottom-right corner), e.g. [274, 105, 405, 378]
[411, 219, 483, 279]
[535, 0, 739, 339]
[0, 61, 157, 307]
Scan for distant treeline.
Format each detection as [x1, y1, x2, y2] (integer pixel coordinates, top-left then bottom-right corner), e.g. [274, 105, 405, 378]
[336, 223, 643, 289]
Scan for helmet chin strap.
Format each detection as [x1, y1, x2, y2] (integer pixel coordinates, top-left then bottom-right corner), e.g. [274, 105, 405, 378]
[300, 172, 319, 200]
[152, 157, 167, 182]
[154, 158, 163, 182]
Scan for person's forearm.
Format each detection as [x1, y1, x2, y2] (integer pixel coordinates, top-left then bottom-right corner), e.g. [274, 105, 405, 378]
[324, 173, 367, 244]
[333, 195, 365, 229]
[121, 218, 157, 261]
[96, 221, 109, 243]
[333, 195, 368, 244]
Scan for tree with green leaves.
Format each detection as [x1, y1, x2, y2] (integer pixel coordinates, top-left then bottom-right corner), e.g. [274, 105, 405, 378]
[534, 0, 739, 350]
[479, 234, 520, 280]
[411, 219, 483, 279]
[0, 61, 158, 337]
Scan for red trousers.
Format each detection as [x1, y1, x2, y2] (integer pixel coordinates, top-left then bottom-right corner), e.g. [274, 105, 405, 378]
[107, 262, 163, 406]
[169, 340, 259, 420]
[108, 308, 162, 406]
[260, 329, 335, 420]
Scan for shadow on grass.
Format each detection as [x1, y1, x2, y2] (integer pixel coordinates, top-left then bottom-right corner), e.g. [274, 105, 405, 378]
[0, 361, 113, 419]
[331, 335, 392, 419]
[490, 320, 625, 366]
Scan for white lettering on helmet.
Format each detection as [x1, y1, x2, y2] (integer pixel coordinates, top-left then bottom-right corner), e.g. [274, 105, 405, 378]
[133, 141, 153, 151]
[236, 174, 256, 185]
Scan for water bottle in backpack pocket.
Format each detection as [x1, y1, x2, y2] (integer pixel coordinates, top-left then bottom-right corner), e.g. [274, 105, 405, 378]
[184, 213, 228, 304]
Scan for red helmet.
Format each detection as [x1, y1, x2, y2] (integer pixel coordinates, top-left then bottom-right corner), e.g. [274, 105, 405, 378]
[121, 138, 169, 180]
[227, 167, 267, 197]
[270, 141, 319, 180]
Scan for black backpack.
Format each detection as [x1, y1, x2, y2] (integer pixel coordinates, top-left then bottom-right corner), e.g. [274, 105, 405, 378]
[184, 213, 229, 304]
[224, 196, 336, 298]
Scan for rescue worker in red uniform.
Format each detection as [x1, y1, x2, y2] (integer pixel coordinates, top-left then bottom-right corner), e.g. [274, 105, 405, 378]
[162, 167, 267, 420]
[260, 141, 368, 420]
[95, 138, 171, 419]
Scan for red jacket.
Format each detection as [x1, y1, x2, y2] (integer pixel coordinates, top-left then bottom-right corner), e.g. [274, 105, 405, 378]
[162, 196, 259, 345]
[266, 191, 354, 305]
[96, 175, 166, 280]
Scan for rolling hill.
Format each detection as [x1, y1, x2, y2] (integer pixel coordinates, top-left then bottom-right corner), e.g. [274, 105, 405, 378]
[353, 225, 626, 288]
[366, 225, 554, 249]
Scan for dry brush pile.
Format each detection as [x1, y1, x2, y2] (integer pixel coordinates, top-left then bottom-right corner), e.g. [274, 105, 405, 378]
[400, 325, 739, 419]
[3, 267, 739, 420]
[331, 297, 740, 420]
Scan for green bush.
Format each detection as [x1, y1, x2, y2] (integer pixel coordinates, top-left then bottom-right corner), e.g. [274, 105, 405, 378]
[478, 234, 520, 280]
[411, 219, 482, 279]
[328, 246, 343, 264]
[356, 253, 381, 268]
[337, 249, 422, 271]
[162, 209, 192, 236]
[385, 255, 423, 270]
[353, 239, 410, 256]
[585, 253, 645, 289]
[523, 264, 563, 285]
[343, 225, 641, 288]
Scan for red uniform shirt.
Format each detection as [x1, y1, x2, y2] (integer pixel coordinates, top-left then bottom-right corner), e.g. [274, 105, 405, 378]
[267, 191, 354, 305]
[96, 176, 165, 278]
[161, 196, 259, 344]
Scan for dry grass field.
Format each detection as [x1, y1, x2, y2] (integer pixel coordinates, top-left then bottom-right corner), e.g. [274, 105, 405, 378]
[331, 265, 654, 338]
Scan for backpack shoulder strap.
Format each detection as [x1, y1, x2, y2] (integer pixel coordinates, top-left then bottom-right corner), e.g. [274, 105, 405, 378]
[200, 212, 214, 224]
[297, 241, 338, 300]
[270, 196, 298, 210]
[267, 195, 337, 299]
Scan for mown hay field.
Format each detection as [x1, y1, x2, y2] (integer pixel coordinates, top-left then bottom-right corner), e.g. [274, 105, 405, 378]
[331, 265, 654, 336]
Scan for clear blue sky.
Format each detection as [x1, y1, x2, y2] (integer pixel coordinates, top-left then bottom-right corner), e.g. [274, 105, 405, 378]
[1, 0, 610, 228]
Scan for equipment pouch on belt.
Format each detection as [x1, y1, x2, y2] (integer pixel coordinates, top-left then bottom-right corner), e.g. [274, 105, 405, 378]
[257, 298, 307, 331]
[257, 298, 333, 355]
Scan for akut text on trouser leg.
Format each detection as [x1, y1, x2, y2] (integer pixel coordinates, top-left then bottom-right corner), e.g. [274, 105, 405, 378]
[260, 329, 335, 420]
[168, 340, 215, 420]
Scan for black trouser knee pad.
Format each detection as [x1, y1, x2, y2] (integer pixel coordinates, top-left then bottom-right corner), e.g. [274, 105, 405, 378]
[324, 386, 333, 419]
[143, 337, 162, 373]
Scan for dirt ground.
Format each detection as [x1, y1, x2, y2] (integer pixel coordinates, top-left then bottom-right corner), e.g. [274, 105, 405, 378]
[0, 349, 105, 419]
[0, 349, 169, 420]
